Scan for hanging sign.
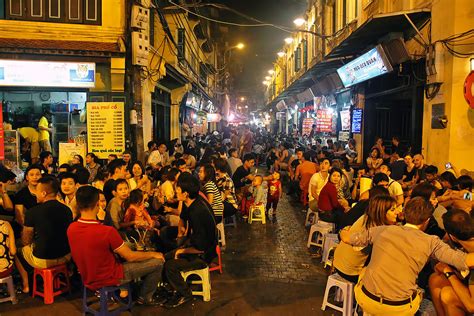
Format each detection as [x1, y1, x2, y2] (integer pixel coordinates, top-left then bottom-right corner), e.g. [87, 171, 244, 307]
[352, 108, 363, 134]
[87, 102, 125, 159]
[316, 109, 333, 132]
[340, 110, 351, 131]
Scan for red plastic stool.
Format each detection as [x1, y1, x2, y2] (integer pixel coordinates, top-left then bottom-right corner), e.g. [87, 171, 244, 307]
[209, 245, 223, 274]
[32, 263, 71, 304]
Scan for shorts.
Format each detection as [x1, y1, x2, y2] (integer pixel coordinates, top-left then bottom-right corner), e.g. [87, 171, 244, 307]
[20, 244, 70, 269]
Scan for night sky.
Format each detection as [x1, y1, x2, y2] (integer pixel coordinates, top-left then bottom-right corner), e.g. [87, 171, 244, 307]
[214, 0, 308, 106]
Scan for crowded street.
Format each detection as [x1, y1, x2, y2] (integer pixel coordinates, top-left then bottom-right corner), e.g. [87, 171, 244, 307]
[0, 0, 473, 315]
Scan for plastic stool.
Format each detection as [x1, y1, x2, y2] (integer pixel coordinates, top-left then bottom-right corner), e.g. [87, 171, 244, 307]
[321, 273, 355, 316]
[224, 214, 237, 228]
[305, 208, 319, 227]
[322, 234, 339, 264]
[83, 283, 132, 315]
[0, 275, 18, 304]
[249, 204, 266, 224]
[216, 222, 226, 248]
[181, 267, 211, 302]
[209, 245, 223, 274]
[32, 263, 71, 304]
[306, 223, 333, 249]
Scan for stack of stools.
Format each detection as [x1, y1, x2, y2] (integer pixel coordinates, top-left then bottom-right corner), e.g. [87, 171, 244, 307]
[248, 205, 266, 224]
[0, 275, 17, 304]
[322, 233, 340, 268]
[321, 273, 356, 316]
[32, 263, 71, 304]
[306, 220, 335, 249]
[181, 267, 211, 302]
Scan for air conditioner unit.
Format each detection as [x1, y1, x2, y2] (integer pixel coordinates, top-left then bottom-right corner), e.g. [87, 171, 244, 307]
[426, 42, 445, 84]
[381, 37, 410, 65]
[132, 32, 150, 66]
[132, 5, 150, 30]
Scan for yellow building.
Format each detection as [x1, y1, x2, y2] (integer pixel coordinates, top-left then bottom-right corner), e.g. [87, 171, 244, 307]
[267, 0, 474, 172]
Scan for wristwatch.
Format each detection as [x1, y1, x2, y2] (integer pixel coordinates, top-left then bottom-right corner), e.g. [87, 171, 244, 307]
[444, 271, 456, 279]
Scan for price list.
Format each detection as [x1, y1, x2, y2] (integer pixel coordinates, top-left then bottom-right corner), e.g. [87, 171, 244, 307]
[87, 102, 125, 159]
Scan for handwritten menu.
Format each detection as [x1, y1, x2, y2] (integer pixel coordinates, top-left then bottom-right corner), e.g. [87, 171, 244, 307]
[87, 102, 125, 159]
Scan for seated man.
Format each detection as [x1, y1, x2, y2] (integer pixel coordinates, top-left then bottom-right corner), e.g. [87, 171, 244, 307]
[19, 176, 73, 292]
[429, 209, 474, 316]
[163, 173, 217, 308]
[340, 197, 474, 315]
[68, 186, 165, 305]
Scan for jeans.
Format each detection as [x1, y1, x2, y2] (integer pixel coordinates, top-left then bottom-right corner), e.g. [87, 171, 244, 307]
[164, 250, 208, 298]
[121, 258, 163, 301]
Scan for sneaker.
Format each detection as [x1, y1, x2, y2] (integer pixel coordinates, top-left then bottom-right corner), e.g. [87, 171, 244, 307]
[163, 293, 194, 308]
[136, 296, 168, 306]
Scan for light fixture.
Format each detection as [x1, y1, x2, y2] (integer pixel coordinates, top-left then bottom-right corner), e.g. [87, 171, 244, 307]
[235, 43, 245, 50]
[471, 57, 474, 71]
[284, 37, 294, 44]
[293, 18, 306, 27]
[228, 113, 235, 121]
[245, 105, 248, 109]
[268, 70, 275, 75]
[265, 76, 271, 80]
[240, 97, 246, 102]
[238, 106, 242, 109]
[263, 81, 270, 85]
[277, 51, 286, 58]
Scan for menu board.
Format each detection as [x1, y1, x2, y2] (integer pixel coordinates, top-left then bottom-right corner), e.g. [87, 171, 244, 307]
[352, 108, 363, 134]
[87, 102, 125, 159]
[316, 109, 333, 132]
[302, 118, 314, 136]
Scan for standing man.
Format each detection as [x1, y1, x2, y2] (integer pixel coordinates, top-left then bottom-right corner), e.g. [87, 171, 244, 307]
[163, 173, 217, 308]
[239, 125, 253, 157]
[68, 186, 165, 306]
[38, 109, 53, 153]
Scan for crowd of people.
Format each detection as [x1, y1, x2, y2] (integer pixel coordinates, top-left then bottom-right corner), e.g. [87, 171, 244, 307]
[0, 123, 473, 314]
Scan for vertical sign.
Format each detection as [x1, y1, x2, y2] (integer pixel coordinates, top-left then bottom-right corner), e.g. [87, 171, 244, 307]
[0, 102, 4, 160]
[87, 102, 125, 159]
[316, 109, 333, 132]
[302, 118, 314, 136]
[340, 110, 351, 131]
[352, 108, 363, 134]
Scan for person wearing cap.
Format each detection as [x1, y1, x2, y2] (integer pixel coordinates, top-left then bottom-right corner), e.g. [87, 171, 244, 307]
[38, 110, 53, 152]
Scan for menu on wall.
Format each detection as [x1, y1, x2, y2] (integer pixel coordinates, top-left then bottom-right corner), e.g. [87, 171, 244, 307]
[87, 102, 125, 159]
[316, 109, 333, 132]
[302, 118, 314, 136]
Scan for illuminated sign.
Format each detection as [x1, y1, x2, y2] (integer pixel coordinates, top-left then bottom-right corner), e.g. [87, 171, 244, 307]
[337, 45, 393, 87]
[352, 108, 363, 134]
[0, 60, 95, 88]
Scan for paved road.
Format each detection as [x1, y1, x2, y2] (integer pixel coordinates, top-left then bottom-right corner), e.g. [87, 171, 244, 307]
[1, 193, 335, 316]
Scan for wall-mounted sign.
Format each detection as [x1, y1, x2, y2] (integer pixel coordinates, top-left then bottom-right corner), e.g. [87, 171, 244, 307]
[337, 45, 393, 87]
[316, 109, 333, 132]
[87, 102, 125, 159]
[302, 118, 314, 136]
[352, 108, 363, 134]
[206, 113, 221, 122]
[340, 110, 351, 131]
[184, 92, 202, 110]
[0, 60, 95, 88]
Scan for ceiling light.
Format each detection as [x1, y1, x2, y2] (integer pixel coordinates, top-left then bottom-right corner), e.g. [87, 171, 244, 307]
[284, 37, 294, 44]
[265, 76, 271, 80]
[277, 51, 286, 57]
[293, 18, 306, 27]
[268, 70, 275, 75]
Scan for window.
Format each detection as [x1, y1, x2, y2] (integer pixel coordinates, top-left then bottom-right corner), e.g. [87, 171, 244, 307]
[294, 46, 302, 72]
[4, 0, 102, 25]
[199, 63, 207, 87]
[302, 40, 308, 68]
[177, 28, 185, 63]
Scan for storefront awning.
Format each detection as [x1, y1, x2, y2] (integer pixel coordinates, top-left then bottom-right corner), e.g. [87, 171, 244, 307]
[326, 9, 431, 59]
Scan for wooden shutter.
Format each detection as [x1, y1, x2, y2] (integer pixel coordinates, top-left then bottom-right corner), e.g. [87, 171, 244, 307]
[65, 0, 83, 23]
[84, 0, 101, 25]
[26, 0, 46, 20]
[46, 0, 62, 21]
[6, 0, 26, 19]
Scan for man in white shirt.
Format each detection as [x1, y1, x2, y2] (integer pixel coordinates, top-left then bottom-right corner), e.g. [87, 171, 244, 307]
[380, 164, 404, 206]
[308, 158, 330, 211]
[148, 142, 168, 170]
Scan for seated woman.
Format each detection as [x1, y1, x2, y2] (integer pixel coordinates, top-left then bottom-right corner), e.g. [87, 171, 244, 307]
[366, 148, 383, 176]
[333, 194, 399, 283]
[317, 168, 351, 228]
[199, 164, 224, 223]
[128, 161, 152, 194]
[400, 154, 416, 190]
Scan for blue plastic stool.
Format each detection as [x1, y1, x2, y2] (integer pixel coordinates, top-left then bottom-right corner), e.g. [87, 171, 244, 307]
[82, 283, 132, 315]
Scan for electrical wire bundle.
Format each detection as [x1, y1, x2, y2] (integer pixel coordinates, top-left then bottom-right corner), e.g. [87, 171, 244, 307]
[437, 28, 474, 58]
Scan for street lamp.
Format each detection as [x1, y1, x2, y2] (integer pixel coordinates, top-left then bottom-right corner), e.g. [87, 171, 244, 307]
[293, 18, 306, 27]
[277, 51, 286, 58]
[268, 70, 275, 75]
[240, 97, 246, 102]
[284, 37, 294, 44]
[265, 76, 271, 80]
[217, 43, 246, 72]
[235, 43, 245, 50]
[245, 105, 248, 109]
[263, 81, 270, 85]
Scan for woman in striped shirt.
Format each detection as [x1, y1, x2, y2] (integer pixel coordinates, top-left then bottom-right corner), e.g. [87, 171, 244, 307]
[199, 164, 224, 223]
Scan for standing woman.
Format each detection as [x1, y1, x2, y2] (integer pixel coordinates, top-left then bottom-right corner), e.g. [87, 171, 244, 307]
[198, 164, 224, 223]
[128, 161, 152, 194]
[85, 152, 100, 184]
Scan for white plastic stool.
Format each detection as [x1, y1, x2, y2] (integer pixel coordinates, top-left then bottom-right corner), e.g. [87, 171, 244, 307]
[304, 208, 319, 227]
[0, 275, 18, 304]
[216, 222, 226, 248]
[321, 273, 355, 316]
[306, 222, 334, 249]
[180, 267, 211, 302]
[224, 214, 237, 228]
[322, 233, 339, 264]
[249, 205, 266, 224]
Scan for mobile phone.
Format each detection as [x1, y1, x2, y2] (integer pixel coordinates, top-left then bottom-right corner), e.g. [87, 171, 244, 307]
[445, 162, 452, 169]
[464, 192, 473, 201]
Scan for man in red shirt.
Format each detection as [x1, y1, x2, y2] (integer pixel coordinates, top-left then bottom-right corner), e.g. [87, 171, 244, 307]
[67, 186, 165, 306]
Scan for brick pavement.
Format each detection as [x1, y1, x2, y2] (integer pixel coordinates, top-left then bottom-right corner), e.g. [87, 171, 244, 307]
[1, 193, 336, 316]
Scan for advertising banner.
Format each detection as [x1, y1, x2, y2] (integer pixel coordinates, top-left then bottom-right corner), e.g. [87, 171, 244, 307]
[340, 110, 351, 131]
[87, 102, 125, 159]
[0, 60, 95, 88]
[316, 109, 332, 132]
[302, 118, 314, 136]
[352, 108, 363, 134]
